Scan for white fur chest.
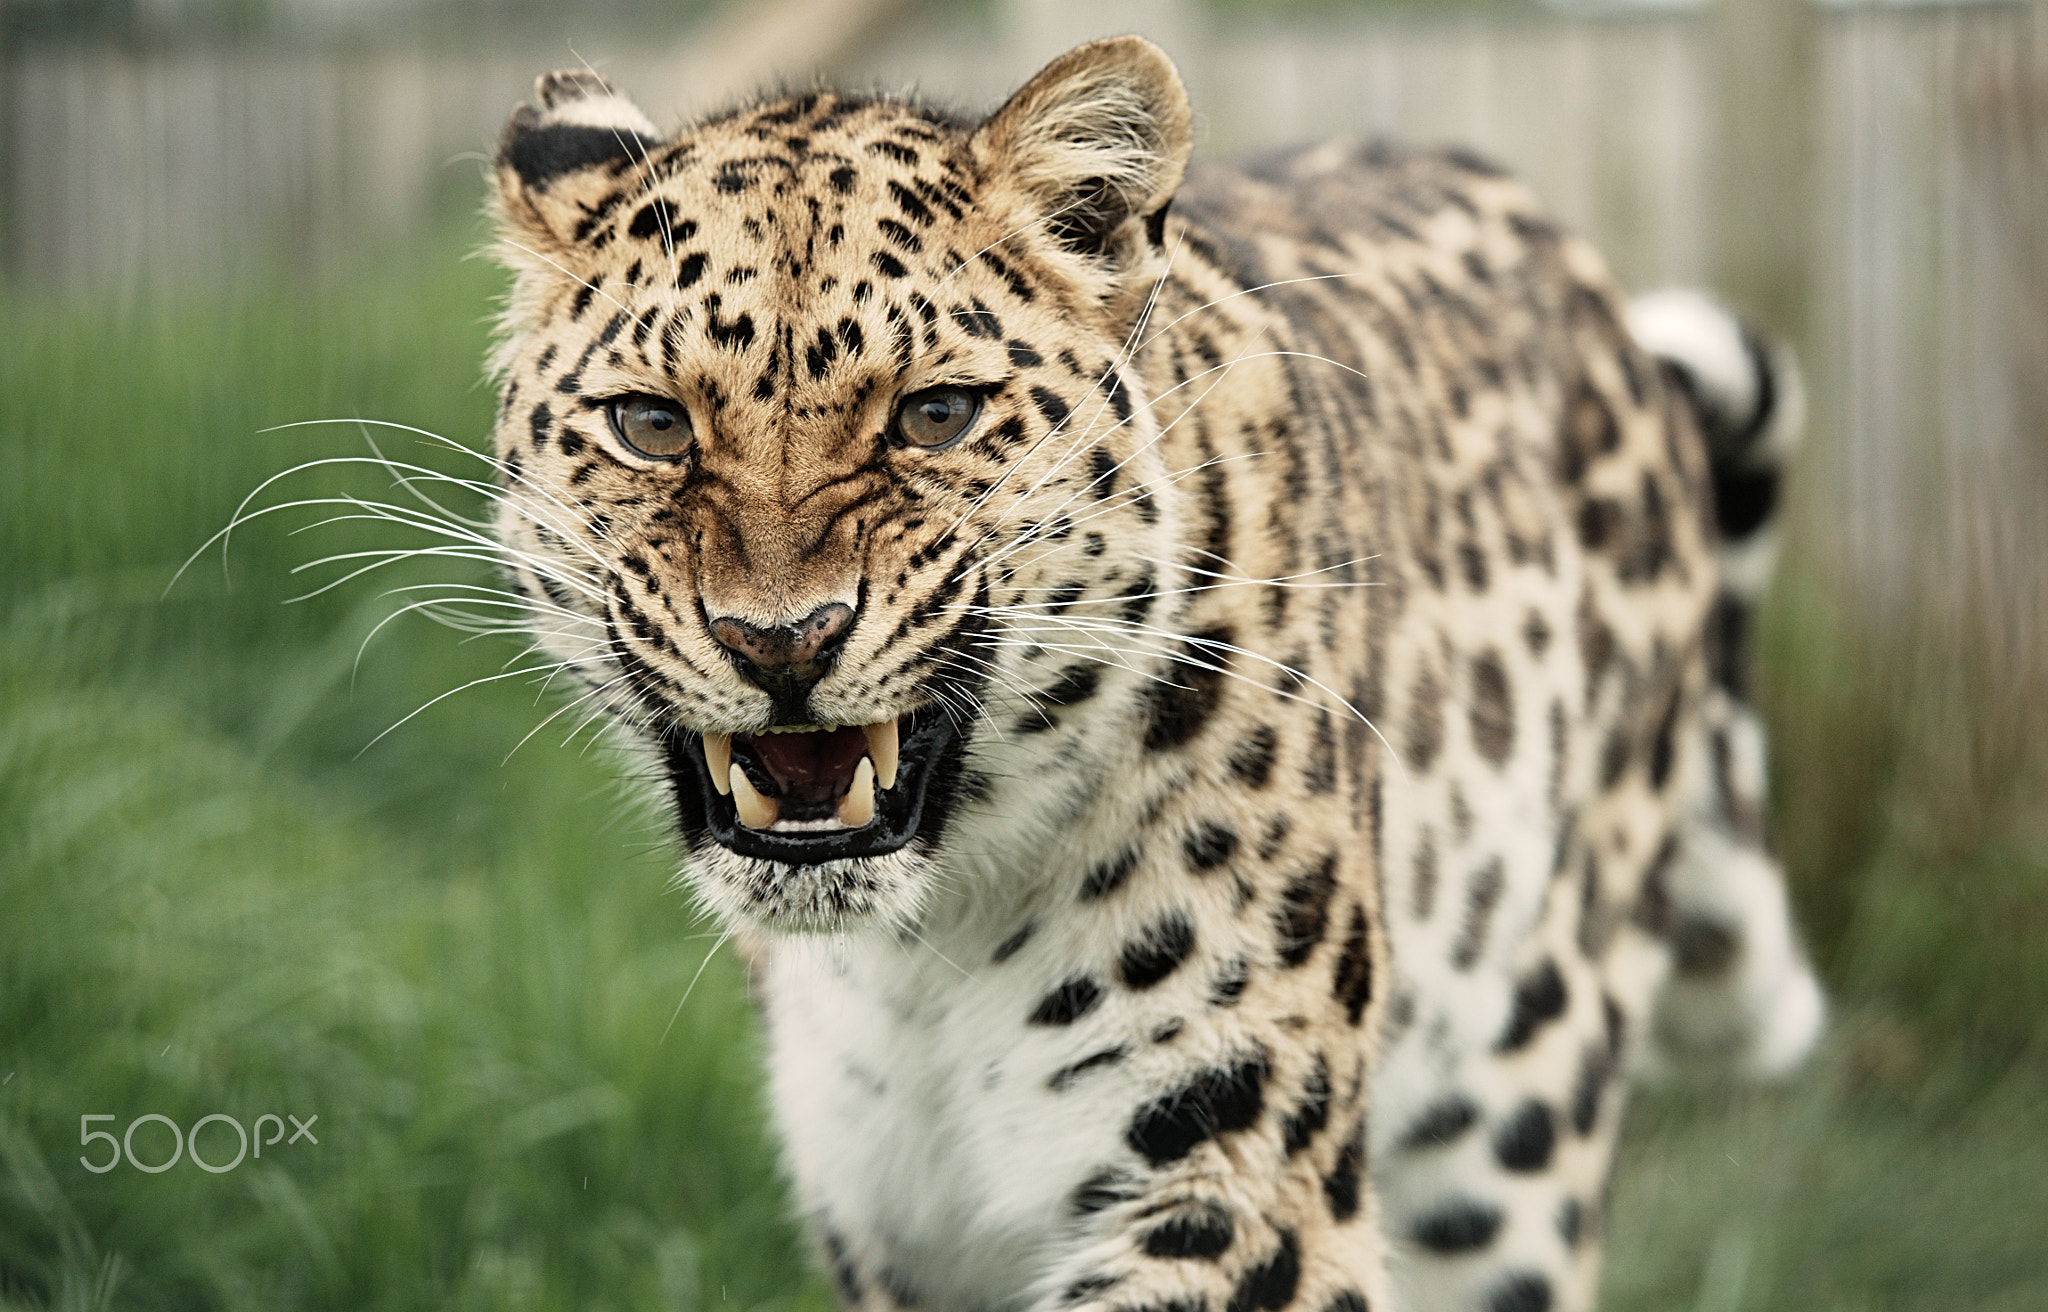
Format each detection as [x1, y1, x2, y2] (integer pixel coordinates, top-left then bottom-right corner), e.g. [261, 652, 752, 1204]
[759, 919, 1151, 1312]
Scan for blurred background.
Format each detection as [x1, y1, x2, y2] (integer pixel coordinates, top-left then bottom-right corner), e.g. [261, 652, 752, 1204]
[2, 0, 2044, 1308]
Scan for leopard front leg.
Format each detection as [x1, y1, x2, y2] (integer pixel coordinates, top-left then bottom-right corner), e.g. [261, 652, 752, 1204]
[1029, 1030, 1392, 1312]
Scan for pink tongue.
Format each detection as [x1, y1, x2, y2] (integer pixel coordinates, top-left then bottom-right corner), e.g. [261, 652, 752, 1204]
[745, 726, 869, 806]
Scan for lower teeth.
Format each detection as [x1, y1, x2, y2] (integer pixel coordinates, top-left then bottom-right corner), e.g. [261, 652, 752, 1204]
[726, 758, 878, 832]
[837, 758, 877, 828]
[729, 763, 779, 829]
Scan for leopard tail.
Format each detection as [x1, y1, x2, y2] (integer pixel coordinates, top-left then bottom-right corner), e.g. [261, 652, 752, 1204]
[1627, 290, 1826, 1079]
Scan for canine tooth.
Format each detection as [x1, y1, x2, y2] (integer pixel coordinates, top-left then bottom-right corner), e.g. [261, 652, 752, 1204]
[863, 718, 900, 790]
[703, 732, 733, 794]
[729, 764, 779, 829]
[838, 758, 876, 828]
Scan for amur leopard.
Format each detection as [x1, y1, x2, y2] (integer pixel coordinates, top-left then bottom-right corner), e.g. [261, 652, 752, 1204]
[482, 37, 1823, 1312]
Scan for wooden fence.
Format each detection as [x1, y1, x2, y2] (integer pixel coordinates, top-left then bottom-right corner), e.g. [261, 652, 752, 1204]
[4, 1, 2044, 620]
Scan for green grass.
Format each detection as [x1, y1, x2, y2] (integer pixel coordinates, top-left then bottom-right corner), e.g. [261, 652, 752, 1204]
[0, 233, 830, 1311]
[1605, 1017, 2048, 1312]
[3, 226, 2044, 1310]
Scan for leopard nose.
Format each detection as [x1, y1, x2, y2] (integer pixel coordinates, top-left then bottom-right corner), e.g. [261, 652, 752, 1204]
[707, 602, 855, 714]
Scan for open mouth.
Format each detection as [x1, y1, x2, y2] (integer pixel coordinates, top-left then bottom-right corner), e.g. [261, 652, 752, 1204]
[661, 707, 964, 864]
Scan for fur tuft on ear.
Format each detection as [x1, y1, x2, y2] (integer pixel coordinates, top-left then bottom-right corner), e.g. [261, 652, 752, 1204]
[971, 37, 1192, 267]
[494, 70, 662, 253]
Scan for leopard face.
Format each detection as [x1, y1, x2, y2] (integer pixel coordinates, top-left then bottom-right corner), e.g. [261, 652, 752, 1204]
[487, 53, 1193, 932]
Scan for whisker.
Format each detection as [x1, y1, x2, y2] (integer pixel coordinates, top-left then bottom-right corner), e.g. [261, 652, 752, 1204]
[507, 669, 641, 765]
[974, 325, 1283, 574]
[982, 334, 1380, 580]
[983, 451, 1273, 576]
[978, 610, 1409, 785]
[939, 233, 1188, 543]
[285, 540, 599, 611]
[984, 552, 1383, 614]
[371, 581, 603, 630]
[173, 443, 613, 613]
[352, 424, 497, 534]
[270, 492, 610, 606]
[355, 661, 579, 759]
[564, 43, 675, 266]
[351, 594, 602, 678]
[935, 192, 1096, 288]
[498, 238, 633, 316]
[660, 926, 737, 1045]
[901, 924, 977, 983]
[1135, 272, 1371, 353]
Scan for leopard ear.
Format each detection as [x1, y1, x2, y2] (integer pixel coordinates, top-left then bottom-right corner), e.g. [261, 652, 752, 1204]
[493, 70, 662, 255]
[971, 36, 1192, 266]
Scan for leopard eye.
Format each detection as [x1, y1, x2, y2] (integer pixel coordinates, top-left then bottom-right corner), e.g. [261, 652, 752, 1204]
[892, 386, 981, 449]
[606, 394, 694, 460]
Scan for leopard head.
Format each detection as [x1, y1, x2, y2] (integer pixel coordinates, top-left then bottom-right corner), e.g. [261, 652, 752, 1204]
[487, 39, 1194, 932]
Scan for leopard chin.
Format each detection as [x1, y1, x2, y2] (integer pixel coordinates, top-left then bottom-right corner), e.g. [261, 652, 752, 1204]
[687, 842, 933, 935]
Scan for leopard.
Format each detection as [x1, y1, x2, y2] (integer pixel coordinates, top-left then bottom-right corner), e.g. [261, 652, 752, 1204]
[480, 36, 1823, 1312]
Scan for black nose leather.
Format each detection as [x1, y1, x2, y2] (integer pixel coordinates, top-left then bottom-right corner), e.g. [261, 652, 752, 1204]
[707, 602, 855, 718]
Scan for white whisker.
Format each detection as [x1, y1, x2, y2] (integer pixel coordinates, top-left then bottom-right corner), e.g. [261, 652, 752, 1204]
[355, 661, 578, 759]
[506, 668, 640, 765]
[968, 608, 1408, 784]
[660, 927, 737, 1045]
[1135, 272, 1369, 353]
[940, 232, 1188, 543]
[499, 238, 632, 316]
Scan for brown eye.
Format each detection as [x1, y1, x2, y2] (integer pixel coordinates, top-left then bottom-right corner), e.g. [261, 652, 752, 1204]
[607, 394, 693, 459]
[892, 387, 981, 449]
